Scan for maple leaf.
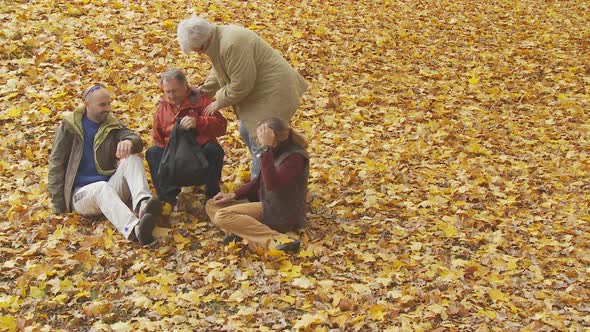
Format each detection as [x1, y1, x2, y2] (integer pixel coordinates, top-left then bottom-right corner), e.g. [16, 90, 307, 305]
[292, 276, 315, 289]
[0, 316, 17, 332]
[293, 313, 326, 330]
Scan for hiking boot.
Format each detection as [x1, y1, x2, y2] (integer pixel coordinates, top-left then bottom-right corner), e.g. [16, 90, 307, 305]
[135, 213, 156, 246]
[139, 197, 163, 218]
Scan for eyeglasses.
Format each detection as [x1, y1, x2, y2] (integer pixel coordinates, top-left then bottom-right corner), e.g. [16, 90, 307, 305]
[82, 83, 106, 100]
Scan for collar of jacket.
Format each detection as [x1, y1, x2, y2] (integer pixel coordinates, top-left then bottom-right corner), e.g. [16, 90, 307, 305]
[63, 106, 122, 141]
[273, 142, 309, 162]
[204, 25, 219, 59]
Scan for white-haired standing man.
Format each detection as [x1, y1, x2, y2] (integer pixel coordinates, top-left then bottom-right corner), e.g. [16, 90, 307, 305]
[177, 16, 309, 179]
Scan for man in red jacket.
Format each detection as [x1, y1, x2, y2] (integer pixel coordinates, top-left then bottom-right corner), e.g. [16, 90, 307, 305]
[146, 68, 227, 204]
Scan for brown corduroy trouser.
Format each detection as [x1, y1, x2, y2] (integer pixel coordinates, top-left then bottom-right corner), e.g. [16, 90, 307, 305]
[205, 200, 288, 248]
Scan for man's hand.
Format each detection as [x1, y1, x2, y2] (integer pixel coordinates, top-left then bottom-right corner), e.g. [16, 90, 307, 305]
[204, 101, 221, 116]
[180, 116, 197, 129]
[257, 123, 275, 147]
[211, 192, 236, 205]
[116, 140, 133, 159]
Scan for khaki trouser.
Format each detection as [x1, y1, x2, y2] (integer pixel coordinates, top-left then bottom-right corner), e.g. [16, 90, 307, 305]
[72, 155, 152, 239]
[205, 199, 288, 248]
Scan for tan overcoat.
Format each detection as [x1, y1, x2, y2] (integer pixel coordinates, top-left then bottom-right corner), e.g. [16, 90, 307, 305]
[200, 25, 308, 136]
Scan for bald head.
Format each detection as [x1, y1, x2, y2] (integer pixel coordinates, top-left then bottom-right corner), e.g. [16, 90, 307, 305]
[84, 87, 111, 123]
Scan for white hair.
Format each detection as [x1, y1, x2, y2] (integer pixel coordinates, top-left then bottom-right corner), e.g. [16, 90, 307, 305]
[177, 16, 213, 53]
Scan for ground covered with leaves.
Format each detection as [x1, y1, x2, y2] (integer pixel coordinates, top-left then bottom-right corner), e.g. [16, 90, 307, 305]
[1, 0, 589, 331]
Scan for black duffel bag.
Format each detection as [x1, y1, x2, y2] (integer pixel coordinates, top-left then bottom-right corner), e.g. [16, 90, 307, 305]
[158, 123, 209, 187]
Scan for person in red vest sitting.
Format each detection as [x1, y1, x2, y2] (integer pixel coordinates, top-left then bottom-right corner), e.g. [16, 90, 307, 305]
[146, 68, 227, 206]
[205, 118, 309, 254]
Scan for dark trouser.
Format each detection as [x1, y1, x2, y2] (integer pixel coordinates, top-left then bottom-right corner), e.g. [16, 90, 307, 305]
[146, 142, 224, 203]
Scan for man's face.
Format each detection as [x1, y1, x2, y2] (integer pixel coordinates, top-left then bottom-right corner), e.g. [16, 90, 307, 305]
[194, 43, 207, 54]
[84, 88, 111, 124]
[162, 79, 189, 106]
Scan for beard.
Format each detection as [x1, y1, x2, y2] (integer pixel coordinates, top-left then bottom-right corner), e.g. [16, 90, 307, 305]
[93, 111, 110, 124]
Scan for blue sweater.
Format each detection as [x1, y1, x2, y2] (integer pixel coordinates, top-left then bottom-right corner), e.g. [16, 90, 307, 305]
[74, 116, 110, 188]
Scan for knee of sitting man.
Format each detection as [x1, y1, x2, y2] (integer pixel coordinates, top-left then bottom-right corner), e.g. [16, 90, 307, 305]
[204, 141, 224, 155]
[127, 154, 142, 163]
[119, 154, 141, 168]
[213, 142, 225, 157]
[146, 146, 160, 159]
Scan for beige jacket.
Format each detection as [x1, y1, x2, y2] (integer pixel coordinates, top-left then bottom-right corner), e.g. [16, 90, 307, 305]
[200, 25, 309, 135]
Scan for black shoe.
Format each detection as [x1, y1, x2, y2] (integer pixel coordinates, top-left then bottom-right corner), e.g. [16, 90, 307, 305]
[276, 240, 301, 254]
[140, 197, 163, 218]
[135, 213, 156, 246]
[223, 234, 243, 245]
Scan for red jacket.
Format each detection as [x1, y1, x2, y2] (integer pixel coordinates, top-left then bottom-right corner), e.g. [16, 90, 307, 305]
[153, 88, 227, 147]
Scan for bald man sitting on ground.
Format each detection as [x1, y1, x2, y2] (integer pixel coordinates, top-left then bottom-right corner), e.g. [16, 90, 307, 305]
[48, 83, 162, 246]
